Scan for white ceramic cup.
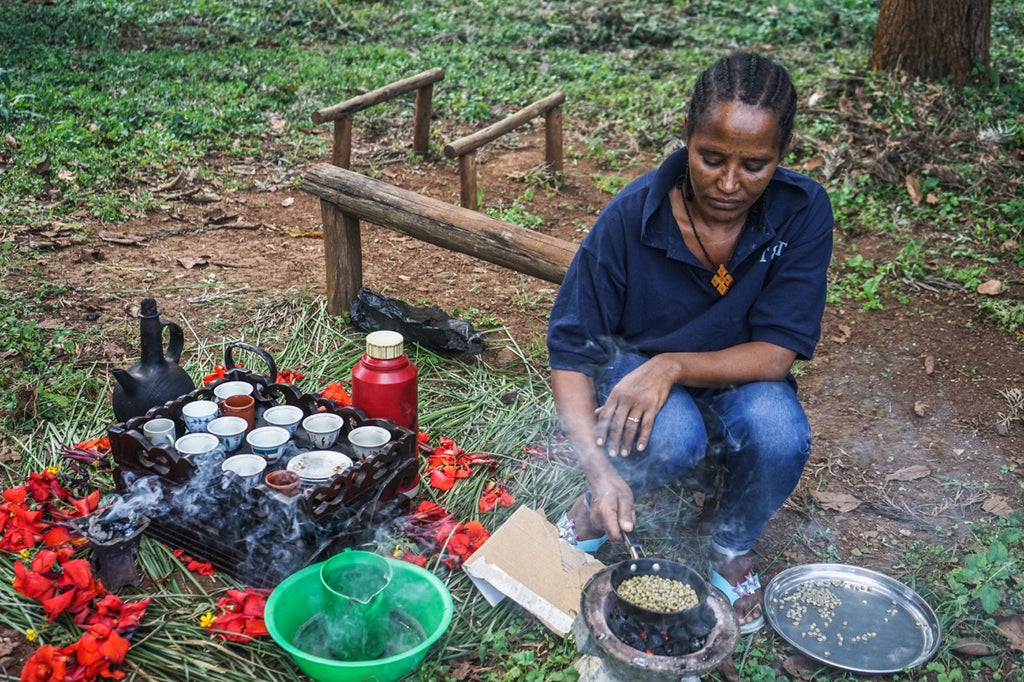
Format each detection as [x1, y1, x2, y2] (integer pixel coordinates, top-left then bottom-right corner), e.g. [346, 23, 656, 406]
[213, 380, 255, 402]
[245, 426, 291, 462]
[206, 416, 248, 452]
[347, 425, 392, 459]
[181, 399, 220, 433]
[222, 454, 267, 479]
[143, 418, 176, 448]
[262, 404, 304, 435]
[174, 432, 220, 458]
[302, 413, 344, 449]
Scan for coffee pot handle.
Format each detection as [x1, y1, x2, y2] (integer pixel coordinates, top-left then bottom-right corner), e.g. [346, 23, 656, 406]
[224, 341, 278, 383]
[162, 321, 185, 364]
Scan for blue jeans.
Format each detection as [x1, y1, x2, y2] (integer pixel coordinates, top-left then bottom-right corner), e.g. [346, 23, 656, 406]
[594, 351, 811, 555]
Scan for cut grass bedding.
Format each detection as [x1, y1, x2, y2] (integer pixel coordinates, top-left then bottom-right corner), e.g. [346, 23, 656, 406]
[0, 298, 586, 680]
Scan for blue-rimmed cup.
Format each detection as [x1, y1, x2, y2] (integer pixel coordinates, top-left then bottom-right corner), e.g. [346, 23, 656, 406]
[181, 399, 220, 433]
[206, 416, 248, 453]
[263, 405, 304, 435]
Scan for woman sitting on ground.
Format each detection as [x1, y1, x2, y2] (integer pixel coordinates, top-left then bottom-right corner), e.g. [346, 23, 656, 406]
[547, 50, 833, 634]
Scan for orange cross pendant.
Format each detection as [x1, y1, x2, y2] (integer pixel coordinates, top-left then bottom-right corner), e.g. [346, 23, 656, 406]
[712, 264, 733, 296]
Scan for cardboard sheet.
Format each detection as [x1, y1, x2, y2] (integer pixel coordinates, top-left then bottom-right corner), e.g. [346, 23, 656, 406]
[463, 506, 606, 634]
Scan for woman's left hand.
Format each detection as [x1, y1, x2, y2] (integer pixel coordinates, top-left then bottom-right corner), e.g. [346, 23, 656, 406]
[594, 356, 674, 457]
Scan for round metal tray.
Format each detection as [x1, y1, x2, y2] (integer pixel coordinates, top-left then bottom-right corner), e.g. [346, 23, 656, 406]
[763, 563, 940, 674]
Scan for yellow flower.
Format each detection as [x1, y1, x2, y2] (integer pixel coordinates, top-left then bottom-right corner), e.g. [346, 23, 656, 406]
[19, 548, 30, 558]
[392, 545, 403, 558]
[26, 628, 37, 642]
[199, 612, 215, 628]
[45, 465, 59, 474]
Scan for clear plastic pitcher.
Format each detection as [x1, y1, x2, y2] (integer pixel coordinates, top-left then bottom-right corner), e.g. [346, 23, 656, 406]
[318, 550, 393, 660]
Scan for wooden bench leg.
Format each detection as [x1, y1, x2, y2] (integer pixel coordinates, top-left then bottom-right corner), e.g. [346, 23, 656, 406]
[321, 201, 362, 315]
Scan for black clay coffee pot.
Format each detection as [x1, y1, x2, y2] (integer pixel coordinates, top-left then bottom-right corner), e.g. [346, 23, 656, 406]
[111, 298, 196, 422]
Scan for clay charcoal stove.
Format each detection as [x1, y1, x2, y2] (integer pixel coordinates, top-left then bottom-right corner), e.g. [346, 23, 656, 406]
[74, 510, 151, 591]
[573, 565, 740, 682]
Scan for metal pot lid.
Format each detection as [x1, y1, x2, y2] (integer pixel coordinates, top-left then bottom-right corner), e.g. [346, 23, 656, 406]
[763, 563, 941, 674]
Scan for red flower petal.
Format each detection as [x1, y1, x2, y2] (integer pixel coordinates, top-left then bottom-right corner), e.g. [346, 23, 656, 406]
[19, 644, 68, 682]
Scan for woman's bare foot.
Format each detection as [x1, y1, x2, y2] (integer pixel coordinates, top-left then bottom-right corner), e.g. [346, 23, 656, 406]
[710, 548, 763, 631]
[567, 495, 605, 541]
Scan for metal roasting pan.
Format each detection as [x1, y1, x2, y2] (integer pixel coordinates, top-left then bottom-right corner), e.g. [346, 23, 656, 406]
[763, 563, 941, 674]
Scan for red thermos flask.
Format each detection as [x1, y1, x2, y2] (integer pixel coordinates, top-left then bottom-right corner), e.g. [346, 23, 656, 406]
[351, 330, 418, 431]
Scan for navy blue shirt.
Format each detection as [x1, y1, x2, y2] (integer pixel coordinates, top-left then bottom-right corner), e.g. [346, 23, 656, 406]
[548, 147, 833, 377]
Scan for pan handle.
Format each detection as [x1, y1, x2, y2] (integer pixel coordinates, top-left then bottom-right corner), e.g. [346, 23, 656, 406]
[622, 530, 645, 560]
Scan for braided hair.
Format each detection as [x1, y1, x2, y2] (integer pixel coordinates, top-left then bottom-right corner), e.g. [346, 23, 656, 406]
[684, 51, 798, 154]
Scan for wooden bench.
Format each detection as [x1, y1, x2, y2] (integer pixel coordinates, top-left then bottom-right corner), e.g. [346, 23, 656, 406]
[301, 163, 576, 315]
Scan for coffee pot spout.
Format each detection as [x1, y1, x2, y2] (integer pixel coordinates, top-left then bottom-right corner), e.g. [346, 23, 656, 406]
[111, 368, 140, 396]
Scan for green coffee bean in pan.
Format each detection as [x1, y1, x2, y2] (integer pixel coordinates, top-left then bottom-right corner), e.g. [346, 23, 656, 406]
[616, 574, 699, 612]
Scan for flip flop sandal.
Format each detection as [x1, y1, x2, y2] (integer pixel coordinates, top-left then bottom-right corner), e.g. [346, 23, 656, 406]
[709, 566, 765, 635]
[555, 512, 607, 553]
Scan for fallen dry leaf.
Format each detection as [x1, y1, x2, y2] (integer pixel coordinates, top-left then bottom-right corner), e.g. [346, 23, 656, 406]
[155, 172, 185, 192]
[810, 490, 862, 513]
[982, 496, 1013, 519]
[189, 192, 222, 204]
[177, 256, 208, 269]
[950, 637, 991, 656]
[5, 133, 17, 148]
[995, 614, 1024, 652]
[924, 355, 935, 375]
[977, 279, 1003, 296]
[281, 196, 295, 207]
[782, 654, 817, 679]
[913, 401, 928, 417]
[885, 465, 930, 482]
[905, 174, 924, 206]
[830, 323, 852, 344]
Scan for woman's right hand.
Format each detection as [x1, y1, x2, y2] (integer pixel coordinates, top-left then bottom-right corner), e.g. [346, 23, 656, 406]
[587, 471, 636, 542]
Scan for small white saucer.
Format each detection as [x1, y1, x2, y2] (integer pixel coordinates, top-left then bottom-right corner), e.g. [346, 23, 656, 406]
[287, 451, 353, 482]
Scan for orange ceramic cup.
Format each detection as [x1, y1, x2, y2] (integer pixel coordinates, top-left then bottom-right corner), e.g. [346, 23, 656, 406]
[221, 394, 255, 432]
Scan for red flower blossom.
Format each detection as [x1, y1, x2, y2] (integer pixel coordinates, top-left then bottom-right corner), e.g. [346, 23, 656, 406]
[1, 489, 47, 552]
[20, 644, 68, 682]
[398, 501, 490, 569]
[202, 364, 241, 386]
[26, 470, 69, 505]
[171, 549, 215, 576]
[69, 623, 130, 680]
[13, 550, 105, 622]
[275, 369, 304, 384]
[72, 438, 111, 454]
[320, 381, 352, 407]
[478, 481, 516, 513]
[424, 437, 496, 491]
[208, 587, 271, 642]
[439, 520, 490, 568]
[79, 594, 150, 637]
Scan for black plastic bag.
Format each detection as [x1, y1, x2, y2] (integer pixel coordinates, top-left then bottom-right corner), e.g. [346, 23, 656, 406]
[349, 288, 485, 354]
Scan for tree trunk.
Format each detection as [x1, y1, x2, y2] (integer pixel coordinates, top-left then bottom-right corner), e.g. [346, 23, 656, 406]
[870, 0, 991, 86]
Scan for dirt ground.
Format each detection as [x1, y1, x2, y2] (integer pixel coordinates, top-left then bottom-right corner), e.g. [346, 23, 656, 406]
[3, 122, 1024, 677]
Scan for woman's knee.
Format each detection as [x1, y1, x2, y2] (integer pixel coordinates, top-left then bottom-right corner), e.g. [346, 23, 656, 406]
[716, 382, 810, 461]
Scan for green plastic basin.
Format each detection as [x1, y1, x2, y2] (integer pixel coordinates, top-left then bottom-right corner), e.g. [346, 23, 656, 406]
[265, 557, 453, 681]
